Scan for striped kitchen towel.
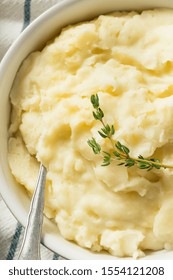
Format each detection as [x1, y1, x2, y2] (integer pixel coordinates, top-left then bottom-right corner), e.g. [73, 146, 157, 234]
[0, 0, 65, 260]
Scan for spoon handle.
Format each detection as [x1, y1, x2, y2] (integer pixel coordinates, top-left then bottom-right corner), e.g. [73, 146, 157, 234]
[18, 164, 47, 260]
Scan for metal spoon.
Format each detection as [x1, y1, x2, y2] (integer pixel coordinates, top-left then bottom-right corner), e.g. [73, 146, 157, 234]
[18, 164, 47, 260]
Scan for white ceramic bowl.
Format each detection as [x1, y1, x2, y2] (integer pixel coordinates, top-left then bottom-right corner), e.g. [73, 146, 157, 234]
[1, 0, 173, 260]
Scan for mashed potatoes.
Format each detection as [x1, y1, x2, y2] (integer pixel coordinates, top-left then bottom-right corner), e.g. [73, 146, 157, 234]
[8, 9, 173, 258]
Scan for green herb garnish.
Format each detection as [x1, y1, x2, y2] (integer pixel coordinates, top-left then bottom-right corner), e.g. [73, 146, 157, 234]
[87, 94, 173, 170]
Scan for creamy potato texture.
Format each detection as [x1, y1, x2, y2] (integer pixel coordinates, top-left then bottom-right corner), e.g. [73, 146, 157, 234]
[8, 9, 173, 258]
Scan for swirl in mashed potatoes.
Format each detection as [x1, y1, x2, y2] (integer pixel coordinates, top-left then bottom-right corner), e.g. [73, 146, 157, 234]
[8, 9, 173, 258]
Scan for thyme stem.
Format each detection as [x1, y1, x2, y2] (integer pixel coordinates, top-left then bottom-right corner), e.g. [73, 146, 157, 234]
[87, 93, 173, 170]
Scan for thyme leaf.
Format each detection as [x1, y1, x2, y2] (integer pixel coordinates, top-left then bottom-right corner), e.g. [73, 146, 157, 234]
[87, 137, 101, 154]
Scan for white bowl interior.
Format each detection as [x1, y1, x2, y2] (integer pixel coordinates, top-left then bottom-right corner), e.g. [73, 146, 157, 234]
[1, 0, 173, 259]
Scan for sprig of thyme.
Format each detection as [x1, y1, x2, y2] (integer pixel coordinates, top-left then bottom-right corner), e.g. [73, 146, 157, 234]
[87, 94, 173, 170]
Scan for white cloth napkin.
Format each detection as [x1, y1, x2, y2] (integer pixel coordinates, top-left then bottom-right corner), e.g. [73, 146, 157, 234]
[0, 0, 64, 60]
[0, 0, 65, 260]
